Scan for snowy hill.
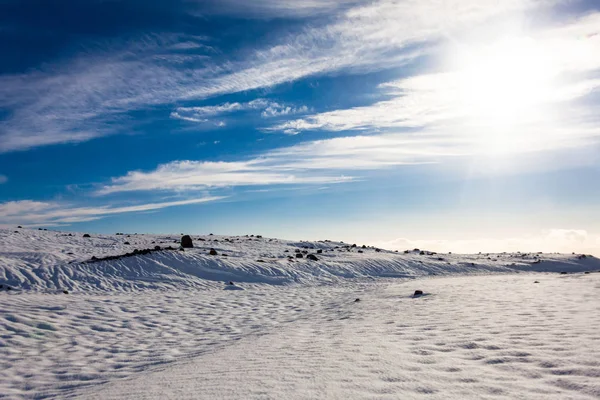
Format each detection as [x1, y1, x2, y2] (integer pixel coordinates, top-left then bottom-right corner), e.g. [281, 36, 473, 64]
[1, 228, 598, 292]
[1, 228, 599, 399]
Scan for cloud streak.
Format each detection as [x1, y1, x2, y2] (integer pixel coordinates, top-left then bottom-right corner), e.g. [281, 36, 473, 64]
[0, 197, 224, 227]
[170, 99, 308, 125]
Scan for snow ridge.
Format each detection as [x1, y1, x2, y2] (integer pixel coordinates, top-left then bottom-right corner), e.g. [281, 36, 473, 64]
[1, 228, 597, 292]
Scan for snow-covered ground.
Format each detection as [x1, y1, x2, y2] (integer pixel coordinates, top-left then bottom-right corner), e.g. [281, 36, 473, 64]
[1, 228, 599, 399]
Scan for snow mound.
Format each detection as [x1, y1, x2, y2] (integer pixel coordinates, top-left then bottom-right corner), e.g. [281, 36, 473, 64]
[1, 228, 598, 292]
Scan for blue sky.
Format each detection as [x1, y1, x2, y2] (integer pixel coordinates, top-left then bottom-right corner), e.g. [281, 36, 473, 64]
[1, 0, 599, 254]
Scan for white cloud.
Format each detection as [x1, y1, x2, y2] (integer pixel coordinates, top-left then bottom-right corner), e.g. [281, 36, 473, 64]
[374, 229, 600, 256]
[0, 0, 563, 151]
[96, 160, 354, 195]
[191, 0, 362, 18]
[0, 174, 7, 184]
[170, 99, 307, 125]
[0, 197, 224, 227]
[96, 130, 474, 195]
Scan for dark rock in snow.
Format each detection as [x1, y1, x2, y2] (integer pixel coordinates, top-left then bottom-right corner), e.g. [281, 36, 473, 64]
[316, 249, 322, 254]
[354, 298, 361, 302]
[209, 248, 218, 256]
[358, 250, 363, 253]
[154, 245, 161, 250]
[584, 271, 590, 274]
[306, 254, 319, 261]
[560, 271, 568, 274]
[296, 253, 303, 258]
[413, 290, 424, 296]
[124, 242, 130, 245]
[534, 281, 540, 283]
[83, 234, 91, 238]
[63, 290, 69, 294]
[17, 226, 22, 228]
[181, 235, 193, 248]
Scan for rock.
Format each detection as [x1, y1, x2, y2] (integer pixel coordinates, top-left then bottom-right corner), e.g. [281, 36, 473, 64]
[7, 286, 12, 291]
[362, 245, 366, 249]
[413, 290, 424, 296]
[351, 244, 357, 248]
[284, 250, 289, 253]
[375, 248, 381, 252]
[358, 250, 363, 253]
[63, 290, 69, 294]
[560, 271, 567, 274]
[181, 235, 193, 248]
[17, 226, 22, 228]
[306, 254, 319, 261]
[584, 271, 590, 274]
[83, 234, 91, 238]
[354, 298, 361, 302]
[229, 281, 234, 285]
[295, 253, 303, 258]
[419, 251, 425, 255]
[124, 241, 130, 245]
[534, 281, 540, 283]
[209, 248, 218, 256]
[154, 245, 161, 250]
[316, 249, 323, 254]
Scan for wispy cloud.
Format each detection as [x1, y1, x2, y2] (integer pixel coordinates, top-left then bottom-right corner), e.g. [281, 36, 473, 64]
[0, 197, 225, 227]
[170, 99, 308, 125]
[96, 130, 475, 195]
[0, 174, 7, 184]
[0, 0, 561, 152]
[96, 159, 354, 195]
[191, 0, 363, 18]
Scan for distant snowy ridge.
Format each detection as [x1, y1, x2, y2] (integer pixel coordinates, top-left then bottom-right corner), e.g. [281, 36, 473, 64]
[1, 228, 598, 292]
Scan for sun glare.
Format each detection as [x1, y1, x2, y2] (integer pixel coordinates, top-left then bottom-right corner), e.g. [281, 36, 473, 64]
[452, 37, 561, 154]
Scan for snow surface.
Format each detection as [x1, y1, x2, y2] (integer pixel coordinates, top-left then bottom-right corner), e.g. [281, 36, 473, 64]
[1, 228, 599, 399]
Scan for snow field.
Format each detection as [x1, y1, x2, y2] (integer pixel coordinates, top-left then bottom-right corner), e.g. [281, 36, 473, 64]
[78, 273, 600, 400]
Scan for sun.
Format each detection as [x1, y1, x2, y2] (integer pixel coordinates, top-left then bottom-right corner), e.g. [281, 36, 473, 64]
[451, 37, 561, 153]
[456, 37, 559, 123]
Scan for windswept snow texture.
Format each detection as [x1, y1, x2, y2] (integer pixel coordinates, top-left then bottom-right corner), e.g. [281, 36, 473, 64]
[0, 228, 599, 399]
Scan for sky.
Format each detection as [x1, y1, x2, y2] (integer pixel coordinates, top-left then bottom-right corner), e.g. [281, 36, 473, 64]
[1, 0, 599, 255]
